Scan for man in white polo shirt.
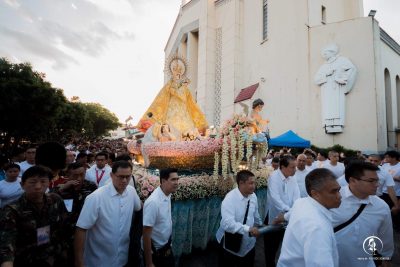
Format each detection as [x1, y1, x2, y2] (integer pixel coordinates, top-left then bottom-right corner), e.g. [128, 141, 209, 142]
[323, 151, 345, 178]
[17, 146, 36, 177]
[367, 154, 399, 213]
[278, 168, 341, 267]
[216, 170, 261, 266]
[143, 168, 179, 267]
[264, 156, 299, 267]
[331, 161, 393, 267]
[294, 154, 309, 197]
[85, 152, 112, 187]
[74, 161, 142, 267]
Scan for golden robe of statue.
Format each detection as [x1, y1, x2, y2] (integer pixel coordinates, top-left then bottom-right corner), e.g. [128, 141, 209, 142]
[138, 79, 208, 138]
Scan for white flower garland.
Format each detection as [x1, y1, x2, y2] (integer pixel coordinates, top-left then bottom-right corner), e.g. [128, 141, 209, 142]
[246, 132, 253, 167]
[213, 151, 220, 178]
[221, 135, 229, 179]
[229, 128, 237, 174]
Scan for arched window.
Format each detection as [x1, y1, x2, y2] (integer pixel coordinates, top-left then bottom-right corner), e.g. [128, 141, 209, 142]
[397, 75, 400, 127]
[262, 0, 268, 40]
[385, 69, 394, 148]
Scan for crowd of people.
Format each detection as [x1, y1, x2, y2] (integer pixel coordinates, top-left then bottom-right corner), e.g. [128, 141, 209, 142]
[0, 141, 399, 267]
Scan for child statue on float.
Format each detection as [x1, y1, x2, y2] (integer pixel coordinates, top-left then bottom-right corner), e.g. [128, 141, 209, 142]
[249, 98, 270, 143]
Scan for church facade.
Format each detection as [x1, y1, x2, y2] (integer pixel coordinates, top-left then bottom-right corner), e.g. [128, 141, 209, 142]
[164, 0, 400, 152]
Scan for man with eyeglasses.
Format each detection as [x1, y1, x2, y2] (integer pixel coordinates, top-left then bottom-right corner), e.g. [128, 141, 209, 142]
[330, 161, 393, 267]
[74, 161, 142, 267]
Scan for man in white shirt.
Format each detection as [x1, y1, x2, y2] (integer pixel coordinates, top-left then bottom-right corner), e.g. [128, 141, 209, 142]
[85, 152, 112, 187]
[331, 161, 394, 267]
[17, 146, 36, 177]
[314, 151, 328, 169]
[74, 161, 142, 267]
[294, 154, 309, 197]
[324, 151, 345, 178]
[264, 156, 299, 267]
[304, 150, 317, 172]
[143, 168, 179, 267]
[368, 154, 399, 213]
[381, 150, 400, 229]
[216, 170, 261, 266]
[278, 168, 341, 267]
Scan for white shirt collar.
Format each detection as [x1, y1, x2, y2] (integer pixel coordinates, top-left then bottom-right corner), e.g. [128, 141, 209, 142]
[308, 196, 332, 221]
[278, 169, 289, 181]
[234, 187, 251, 201]
[342, 185, 372, 204]
[108, 182, 127, 197]
[157, 186, 171, 202]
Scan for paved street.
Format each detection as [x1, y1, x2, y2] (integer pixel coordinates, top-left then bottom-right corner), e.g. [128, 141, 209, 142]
[179, 228, 400, 267]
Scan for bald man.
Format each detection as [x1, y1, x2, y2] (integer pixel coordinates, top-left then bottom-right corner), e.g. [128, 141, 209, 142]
[294, 154, 310, 197]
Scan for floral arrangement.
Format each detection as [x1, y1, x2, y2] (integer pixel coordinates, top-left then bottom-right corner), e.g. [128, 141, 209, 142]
[219, 114, 252, 137]
[133, 165, 272, 201]
[132, 165, 160, 199]
[214, 114, 255, 178]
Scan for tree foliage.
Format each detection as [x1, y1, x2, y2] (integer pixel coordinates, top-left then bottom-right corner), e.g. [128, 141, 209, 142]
[0, 58, 120, 147]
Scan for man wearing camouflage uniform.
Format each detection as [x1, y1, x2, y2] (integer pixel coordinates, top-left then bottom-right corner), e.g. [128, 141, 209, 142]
[0, 165, 70, 267]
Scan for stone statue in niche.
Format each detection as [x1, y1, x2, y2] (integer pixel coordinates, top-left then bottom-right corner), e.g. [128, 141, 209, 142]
[314, 43, 357, 133]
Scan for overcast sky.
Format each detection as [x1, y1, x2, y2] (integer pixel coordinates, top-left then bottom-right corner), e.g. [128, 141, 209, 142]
[0, 0, 399, 124]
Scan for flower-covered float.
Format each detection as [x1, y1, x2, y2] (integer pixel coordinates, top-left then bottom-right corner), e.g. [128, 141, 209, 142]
[128, 54, 271, 201]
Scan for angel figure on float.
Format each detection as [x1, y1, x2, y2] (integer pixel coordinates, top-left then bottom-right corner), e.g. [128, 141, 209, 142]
[249, 98, 270, 142]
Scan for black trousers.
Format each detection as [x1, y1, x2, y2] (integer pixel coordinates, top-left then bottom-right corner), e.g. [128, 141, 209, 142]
[263, 215, 285, 267]
[218, 242, 255, 267]
[152, 253, 175, 267]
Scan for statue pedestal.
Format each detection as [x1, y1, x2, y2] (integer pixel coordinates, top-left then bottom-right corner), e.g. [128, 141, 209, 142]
[324, 125, 343, 134]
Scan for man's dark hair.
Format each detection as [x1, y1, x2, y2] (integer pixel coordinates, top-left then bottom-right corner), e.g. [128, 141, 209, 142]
[22, 165, 53, 183]
[4, 163, 20, 171]
[159, 168, 178, 183]
[112, 160, 133, 173]
[345, 161, 379, 183]
[66, 162, 84, 172]
[384, 150, 400, 160]
[35, 142, 66, 171]
[76, 152, 87, 160]
[279, 155, 295, 168]
[108, 152, 116, 162]
[368, 154, 382, 160]
[343, 157, 359, 168]
[252, 98, 264, 109]
[115, 154, 132, 162]
[236, 170, 255, 184]
[24, 145, 37, 152]
[95, 151, 109, 160]
[304, 150, 316, 159]
[318, 151, 328, 159]
[305, 168, 337, 196]
[271, 157, 280, 164]
[0, 155, 9, 166]
[11, 147, 24, 158]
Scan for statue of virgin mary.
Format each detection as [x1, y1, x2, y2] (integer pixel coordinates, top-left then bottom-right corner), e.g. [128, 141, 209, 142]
[137, 55, 208, 140]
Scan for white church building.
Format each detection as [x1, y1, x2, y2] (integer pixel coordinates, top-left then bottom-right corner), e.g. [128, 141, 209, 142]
[164, 0, 400, 153]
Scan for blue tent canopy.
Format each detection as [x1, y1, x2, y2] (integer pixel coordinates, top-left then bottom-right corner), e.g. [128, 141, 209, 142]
[269, 130, 311, 148]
